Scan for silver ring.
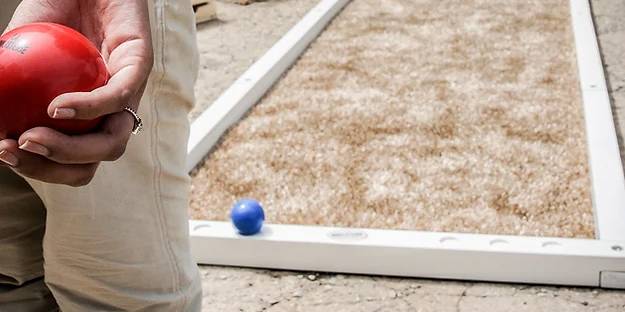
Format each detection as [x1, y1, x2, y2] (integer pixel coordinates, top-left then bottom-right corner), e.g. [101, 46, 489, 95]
[123, 107, 143, 135]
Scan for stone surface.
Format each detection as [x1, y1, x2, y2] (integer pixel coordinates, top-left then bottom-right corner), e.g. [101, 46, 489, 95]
[594, 0, 625, 169]
[198, 266, 625, 311]
[195, 0, 625, 310]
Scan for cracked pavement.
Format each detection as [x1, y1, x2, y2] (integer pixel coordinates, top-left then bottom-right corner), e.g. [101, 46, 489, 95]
[197, 0, 625, 310]
[199, 267, 625, 311]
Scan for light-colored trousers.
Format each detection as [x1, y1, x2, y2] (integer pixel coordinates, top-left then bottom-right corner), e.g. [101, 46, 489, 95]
[0, 1, 202, 311]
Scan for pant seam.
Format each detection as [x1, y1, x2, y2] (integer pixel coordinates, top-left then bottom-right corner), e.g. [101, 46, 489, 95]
[151, 0, 184, 310]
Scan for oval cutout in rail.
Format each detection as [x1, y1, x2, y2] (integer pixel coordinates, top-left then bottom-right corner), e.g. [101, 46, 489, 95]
[489, 239, 509, 246]
[541, 241, 562, 248]
[612, 245, 623, 252]
[193, 224, 211, 232]
[328, 230, 368, 242]
[439, 236, 458, 244]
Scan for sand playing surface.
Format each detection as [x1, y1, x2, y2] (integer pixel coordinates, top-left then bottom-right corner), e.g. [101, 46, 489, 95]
[190, 0, 595, 238]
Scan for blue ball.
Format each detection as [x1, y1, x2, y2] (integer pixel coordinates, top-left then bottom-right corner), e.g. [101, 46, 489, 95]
[230, 199, 265, 235]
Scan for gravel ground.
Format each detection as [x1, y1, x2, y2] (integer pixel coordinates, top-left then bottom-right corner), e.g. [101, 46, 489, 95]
[195, 0, 625, 310]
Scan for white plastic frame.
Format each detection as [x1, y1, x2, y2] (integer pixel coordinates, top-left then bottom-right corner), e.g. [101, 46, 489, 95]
[187, 0, 625, 288]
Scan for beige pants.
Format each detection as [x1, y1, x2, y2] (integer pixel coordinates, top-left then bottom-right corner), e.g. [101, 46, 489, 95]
[0, 1, 202, 311]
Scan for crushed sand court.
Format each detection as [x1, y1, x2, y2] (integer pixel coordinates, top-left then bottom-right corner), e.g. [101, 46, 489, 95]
[190, 0, 594, 238]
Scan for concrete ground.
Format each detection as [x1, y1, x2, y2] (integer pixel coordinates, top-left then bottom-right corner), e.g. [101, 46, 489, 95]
[195, 0, 625, 310]
[191, 0, 318, 120]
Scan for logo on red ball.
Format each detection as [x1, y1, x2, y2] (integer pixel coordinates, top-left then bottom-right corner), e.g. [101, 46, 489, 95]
[0, 35, 29, 54]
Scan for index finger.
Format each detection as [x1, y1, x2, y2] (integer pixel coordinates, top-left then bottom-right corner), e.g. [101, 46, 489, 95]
[48, 62, 148, 121]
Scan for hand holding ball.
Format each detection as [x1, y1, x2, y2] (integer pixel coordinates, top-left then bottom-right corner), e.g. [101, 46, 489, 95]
[231, 199, 265, 235]
[0, 23, 108, 139]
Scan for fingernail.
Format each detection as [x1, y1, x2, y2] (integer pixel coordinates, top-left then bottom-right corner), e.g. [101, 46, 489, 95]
[53, 108, 76, 119]
[0, 150, 18, 167]
[19, 140, 50, 157]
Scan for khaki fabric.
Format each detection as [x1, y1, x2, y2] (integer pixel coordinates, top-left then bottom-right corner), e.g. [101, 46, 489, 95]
[0, 0, 202, 311]
[0, 278, 58, 312]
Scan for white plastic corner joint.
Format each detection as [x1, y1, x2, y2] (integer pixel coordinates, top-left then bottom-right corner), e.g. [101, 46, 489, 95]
[601, 271, 625, 289]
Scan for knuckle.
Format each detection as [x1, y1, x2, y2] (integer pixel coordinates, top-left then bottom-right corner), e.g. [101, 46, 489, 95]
[47, 149, 73, 165]
[77, 102, 98, 120]
[68, 170, 96, 187]
[118, 88, 133, 106]
[67, 176, 86, 187]
[50, 153, 70, 164]
[107, 143, 127, 161]
[68, 178, 88, 187]
[14, 165, 34, 176]
[141, 53, 154, 71]
[145, 58, 154, 72]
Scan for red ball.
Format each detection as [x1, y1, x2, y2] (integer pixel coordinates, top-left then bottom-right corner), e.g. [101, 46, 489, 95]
[0, 23, 108, 139]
